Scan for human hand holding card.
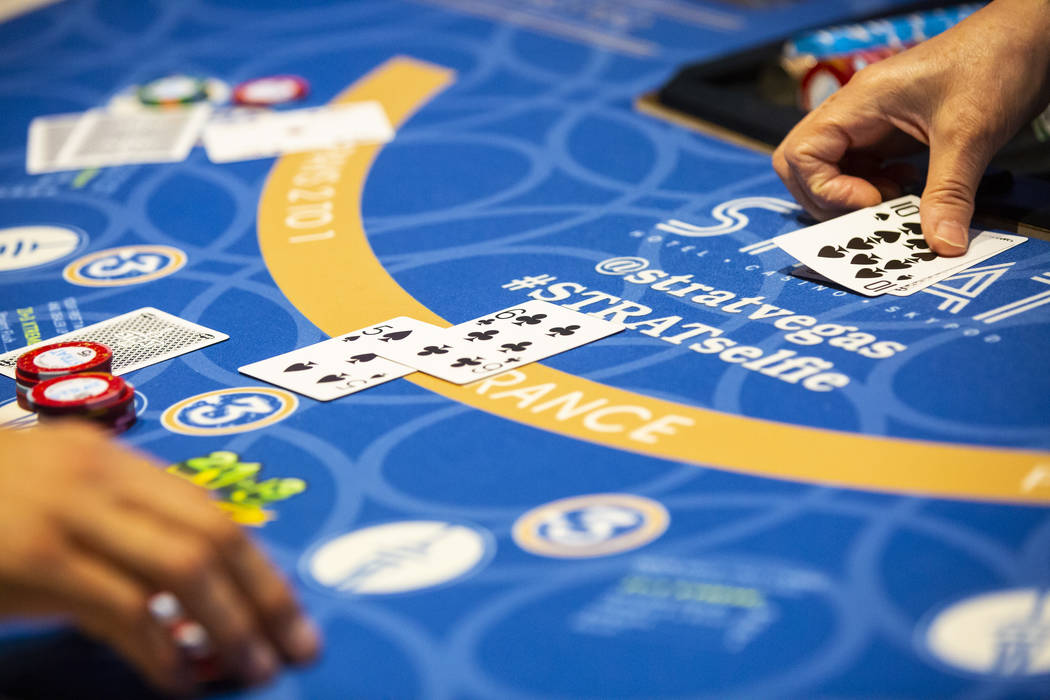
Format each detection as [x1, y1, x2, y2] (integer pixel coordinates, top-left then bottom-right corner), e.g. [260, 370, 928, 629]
[774, 195, 1025, 297]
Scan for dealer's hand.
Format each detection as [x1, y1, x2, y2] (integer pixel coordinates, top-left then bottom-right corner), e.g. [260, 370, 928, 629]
[773, 0, 1050, 256]
[0, 423, 320, 695]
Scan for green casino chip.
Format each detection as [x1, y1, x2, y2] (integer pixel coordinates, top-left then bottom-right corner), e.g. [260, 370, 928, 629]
[137, 74, 209, 107]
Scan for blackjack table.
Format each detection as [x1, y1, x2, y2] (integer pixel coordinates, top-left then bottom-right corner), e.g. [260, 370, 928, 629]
[1, 0, 1049, 697]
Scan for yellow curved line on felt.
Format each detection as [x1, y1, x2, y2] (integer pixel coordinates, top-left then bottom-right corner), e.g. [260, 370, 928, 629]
[257, 56, 1050, 504]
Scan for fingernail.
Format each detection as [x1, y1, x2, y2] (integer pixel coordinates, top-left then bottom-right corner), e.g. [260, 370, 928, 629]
[934, 221, 968, 250]
[283, 616, 321, 662]
[244, 639, 278, 684]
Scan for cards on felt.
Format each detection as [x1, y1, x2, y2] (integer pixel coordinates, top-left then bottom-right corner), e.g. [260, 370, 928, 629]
[26, 113, 80, 174]
[54, 105, 212, 170]
[201, 101, 394, 163]
[238, 301, 623, 398]
[237, 318, 428, 401]
[0, 307, 228, 378]
[373, 300, 624, 385]
[774, 195, 1026, 297]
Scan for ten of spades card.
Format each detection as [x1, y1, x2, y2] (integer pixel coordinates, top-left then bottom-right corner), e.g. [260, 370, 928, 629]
[774, 195, 1026, 297]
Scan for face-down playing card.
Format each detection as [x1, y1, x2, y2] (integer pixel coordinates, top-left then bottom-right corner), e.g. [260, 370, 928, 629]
[201, 101, 394, 163]
[237, 318, 434, 401]
[55, 104, 212, 170]
[0, 307, 228, 379]
[373, 300, 624, 385]
[774, 195, 1025, 297]
[26, 113, 80, 174]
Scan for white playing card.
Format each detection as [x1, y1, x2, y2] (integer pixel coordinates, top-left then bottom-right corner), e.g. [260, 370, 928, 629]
[55, 104, 211, 169]
[375, 300, 624, 384]
[201, 101, 394, 163]
[774, 195, 1026, 297]
[237, 318, 430, 401]
[0, 307, 228, 378]
[884, 230, 1026, 295]
[363, 321, 493, 385]
[26, 113, 80, 174]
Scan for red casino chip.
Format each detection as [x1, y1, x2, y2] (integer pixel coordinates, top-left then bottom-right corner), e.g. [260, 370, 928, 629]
[28, 372, 125, 413]
[799, 60, 854, 112]
[14, 380, 35, 411]
[16, 341, 113, 380]
[232, 75, 309, 106]
[798, 45, 909, 112]
[27, 372, 137, 433]
[14, 369, 40, 409]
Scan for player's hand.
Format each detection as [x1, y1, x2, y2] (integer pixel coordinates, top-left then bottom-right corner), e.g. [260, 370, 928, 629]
[772, 0, 1050, 256]
[0, 423, 321, 695]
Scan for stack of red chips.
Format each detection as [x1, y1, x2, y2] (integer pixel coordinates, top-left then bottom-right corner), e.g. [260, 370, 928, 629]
[15, 341, 136, 434]
[798, 45, 910, 111]
[15, 341, 113, 409]
[26, 372, 137, 433]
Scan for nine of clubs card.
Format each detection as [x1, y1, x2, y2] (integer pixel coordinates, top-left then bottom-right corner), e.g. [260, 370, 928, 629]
[373, 300, 624, 385]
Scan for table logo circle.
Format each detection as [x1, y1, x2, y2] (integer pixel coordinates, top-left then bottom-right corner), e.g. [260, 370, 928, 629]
[0, 225, 84, 272]
[920, 588, 1050, 677]
[304, 520, 494, 595]
[63, 245, 186, 287]
[161, 387, 297, 436]
[512, 493, 669, 558]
